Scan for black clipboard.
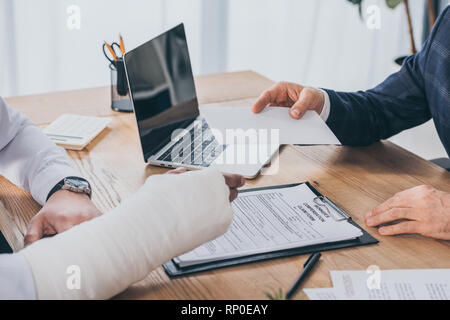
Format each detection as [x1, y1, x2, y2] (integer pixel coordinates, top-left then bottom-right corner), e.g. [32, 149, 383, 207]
[163, 182, 378, 277]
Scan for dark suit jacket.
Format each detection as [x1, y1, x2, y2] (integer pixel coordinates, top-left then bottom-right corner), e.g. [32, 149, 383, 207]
[324, 6, 450, 157]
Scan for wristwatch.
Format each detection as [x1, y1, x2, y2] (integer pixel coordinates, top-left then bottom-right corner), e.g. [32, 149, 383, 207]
[46, 177, 92, 201]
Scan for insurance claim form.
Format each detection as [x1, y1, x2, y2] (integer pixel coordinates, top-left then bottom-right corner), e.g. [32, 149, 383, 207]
[174, 184, 362, 267]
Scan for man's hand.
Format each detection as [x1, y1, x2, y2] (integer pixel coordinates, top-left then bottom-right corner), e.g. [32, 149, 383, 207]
[252, 82, 325, 119]
[365, 185, 450, 240]
[167, 168, 245, 202]
[24, 191, 101, 245]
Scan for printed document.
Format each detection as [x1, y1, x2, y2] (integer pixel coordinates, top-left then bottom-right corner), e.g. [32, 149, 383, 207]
[174, 184, 361, 267]
[330, 269, 450, 300]
[304, 269, 450, 300]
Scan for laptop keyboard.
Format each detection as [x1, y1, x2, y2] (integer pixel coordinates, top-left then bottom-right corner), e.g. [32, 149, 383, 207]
[157, 119, 226, 167]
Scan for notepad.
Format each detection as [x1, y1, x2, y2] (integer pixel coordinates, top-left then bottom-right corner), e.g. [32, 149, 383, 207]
[44, 114, 111, 150]
[174, 183, 362, 268]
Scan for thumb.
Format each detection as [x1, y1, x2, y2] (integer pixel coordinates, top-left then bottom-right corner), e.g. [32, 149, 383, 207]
[24, 214, 45, 246]
[289, 87, 324, 119]
[289, 99, 309, 120]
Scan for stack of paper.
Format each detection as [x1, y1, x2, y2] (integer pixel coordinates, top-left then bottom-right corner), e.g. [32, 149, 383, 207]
[44, 114, 111, 150]
[304, 269, 450, 300]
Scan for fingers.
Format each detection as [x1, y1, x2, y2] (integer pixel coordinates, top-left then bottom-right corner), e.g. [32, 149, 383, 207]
[224, 174, 245, 189]
[365, 200, 394, 219]
[223, 174, 245, 202]
[252, 89, 275, 114]
[365, 194, 408, 219]
[378, 221, 424, 236]
[24, 214, 46, 246]
[252, 82, 307, 114]
[366, 186, 439, 220]
[289, 87, 324, 119]
[289, 100, 309, 119]
[365, 208, 420, 227]
[229, 188, 239, 202]
[53, 215, 84, 234]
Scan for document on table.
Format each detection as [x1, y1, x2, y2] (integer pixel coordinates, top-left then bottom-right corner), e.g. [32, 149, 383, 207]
[199, 106, 341, 145]
[173, 183, 362, 268]
[304, 269, 450, 300]
[303, 288, 340, 300]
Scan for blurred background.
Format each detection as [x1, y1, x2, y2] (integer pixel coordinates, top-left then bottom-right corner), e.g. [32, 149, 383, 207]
[0, 0, 448, 159]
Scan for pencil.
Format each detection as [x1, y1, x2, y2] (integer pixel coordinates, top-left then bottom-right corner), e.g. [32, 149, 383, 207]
[119, 34, 126, 55]
[104, 41, 118, 61]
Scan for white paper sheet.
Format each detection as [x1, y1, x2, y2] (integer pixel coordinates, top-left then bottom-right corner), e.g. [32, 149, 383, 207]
[199, 106, 341, 145]
[304, 269, 450, 300]
[303, 288, 342, 300]
[174, 184, 361, 267]
[330, 269, 450, 300]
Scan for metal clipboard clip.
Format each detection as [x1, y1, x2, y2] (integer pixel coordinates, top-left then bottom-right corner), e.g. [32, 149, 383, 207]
[313, 196, 352, 222]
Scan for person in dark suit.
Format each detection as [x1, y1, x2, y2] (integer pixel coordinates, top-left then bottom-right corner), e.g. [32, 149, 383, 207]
[252, 6, 450, 240]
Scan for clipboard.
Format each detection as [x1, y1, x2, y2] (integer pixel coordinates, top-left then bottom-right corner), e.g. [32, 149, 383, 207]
[163, 182, 378, 277]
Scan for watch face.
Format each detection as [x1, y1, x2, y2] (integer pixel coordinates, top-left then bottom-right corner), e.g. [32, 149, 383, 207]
[66, 178, 89, 189]
[61, 178, 91, 197]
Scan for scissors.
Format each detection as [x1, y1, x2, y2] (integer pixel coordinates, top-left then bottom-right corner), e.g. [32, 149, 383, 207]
[103, 41, 122, 65]
[103, 34, 126, 65]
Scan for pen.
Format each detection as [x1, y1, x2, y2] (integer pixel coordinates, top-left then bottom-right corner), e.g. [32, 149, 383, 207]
[119, 34, 126, 55]
[286, 252, 321, 300]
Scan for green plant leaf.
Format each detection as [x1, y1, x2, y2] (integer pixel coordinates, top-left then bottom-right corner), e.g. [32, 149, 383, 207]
[385, 0, 403, 9]
[264, 286, 286, 300]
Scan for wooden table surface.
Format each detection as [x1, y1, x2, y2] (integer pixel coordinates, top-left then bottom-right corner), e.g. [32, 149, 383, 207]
[1, 71, 449, 300]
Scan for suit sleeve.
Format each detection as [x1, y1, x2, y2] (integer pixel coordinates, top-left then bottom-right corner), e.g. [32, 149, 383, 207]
[324, 27, 434, 146]
[0, 98, 79, 205]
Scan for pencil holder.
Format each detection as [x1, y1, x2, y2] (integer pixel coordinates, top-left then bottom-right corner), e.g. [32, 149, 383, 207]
[110, 59, 133, 112]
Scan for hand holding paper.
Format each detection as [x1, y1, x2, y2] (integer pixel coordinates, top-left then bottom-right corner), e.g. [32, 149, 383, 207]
[252, 82, 325, 120]
[200, 106, 340, 145]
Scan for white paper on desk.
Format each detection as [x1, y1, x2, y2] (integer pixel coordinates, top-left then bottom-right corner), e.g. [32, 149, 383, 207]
[199, 106, 341, 145]
[330, 269, 450, 300]
[174, 183, 362, 267]
[303, 288, 343, 300]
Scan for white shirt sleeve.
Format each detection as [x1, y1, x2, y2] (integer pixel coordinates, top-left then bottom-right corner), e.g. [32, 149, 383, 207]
[319, 89, 331, 122]
[0, 97, 79, 205]
[0, 253, 36, 299]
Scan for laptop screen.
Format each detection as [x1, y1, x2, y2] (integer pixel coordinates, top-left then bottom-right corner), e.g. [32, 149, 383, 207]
[124, 23, 199, 160]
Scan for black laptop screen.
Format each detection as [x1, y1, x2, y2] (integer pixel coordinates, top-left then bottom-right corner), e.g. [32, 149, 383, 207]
[125, 23, 199, 160]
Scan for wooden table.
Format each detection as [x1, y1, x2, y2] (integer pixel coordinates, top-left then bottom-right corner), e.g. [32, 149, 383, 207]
[1, 71, 449, 300]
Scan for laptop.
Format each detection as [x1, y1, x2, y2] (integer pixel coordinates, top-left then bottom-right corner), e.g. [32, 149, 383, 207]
[124, 23, 279, 178]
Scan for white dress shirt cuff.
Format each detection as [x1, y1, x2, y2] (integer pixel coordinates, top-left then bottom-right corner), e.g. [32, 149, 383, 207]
[31, 162, 79, 205]
[319, 89, 331, 122]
